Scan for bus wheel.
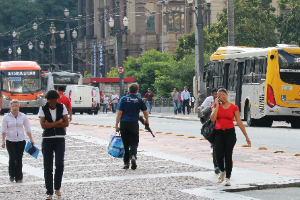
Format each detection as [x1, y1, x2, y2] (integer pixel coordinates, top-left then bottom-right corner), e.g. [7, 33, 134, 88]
[246, 105, 258, 127]
[291, 121, 300, 128]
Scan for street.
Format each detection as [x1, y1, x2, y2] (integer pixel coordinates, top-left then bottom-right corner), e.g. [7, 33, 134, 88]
[0, 113, 299, 199]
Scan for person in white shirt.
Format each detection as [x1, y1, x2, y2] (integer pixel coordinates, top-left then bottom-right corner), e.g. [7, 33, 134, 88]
[1, 99, 34, 183]
[38, 90, 69, 199]
[200, 88, 218, 115]
[102, 94, 110, 113]
[181, 86, 190, 115]
[111, 92, 119, 113]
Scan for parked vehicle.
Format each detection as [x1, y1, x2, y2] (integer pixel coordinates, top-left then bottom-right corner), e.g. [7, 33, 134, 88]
[65, 85, 94, 115]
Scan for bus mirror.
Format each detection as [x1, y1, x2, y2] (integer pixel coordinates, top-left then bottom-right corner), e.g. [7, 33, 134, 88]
[270, 55, 275, 60]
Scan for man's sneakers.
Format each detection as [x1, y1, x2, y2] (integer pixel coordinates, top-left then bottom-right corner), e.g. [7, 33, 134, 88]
[218, 171, 226, 183]
[225, 178, 231, 186]
[131, 156, 137, 170]
[122, 163, 129, 169]
[214, 167, 220, 174]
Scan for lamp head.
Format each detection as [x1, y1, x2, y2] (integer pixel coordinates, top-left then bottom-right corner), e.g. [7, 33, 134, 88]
[64, 8, 70, 17]
[109, 17, 114, 28]
[8, 48, 12, 55]
[28, 42, 33, 50]
[17, 47, 21, 55]
[33, 22, 37, 30]
[60, 30, 65, 39]
[187, 0, 193, 5]
[123, 16, 129, 27]
[50, 22, 56, 34]
[39, 41, 44, 49]
[12, 31, 16, 38]
[72, 30, 77, 39]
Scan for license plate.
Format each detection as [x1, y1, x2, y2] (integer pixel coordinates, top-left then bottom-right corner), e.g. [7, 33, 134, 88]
[282, 85, 293, 90]
[295, 99, 300, 103]
[75, 101, 81, 104]
[292, 111, 300, 114]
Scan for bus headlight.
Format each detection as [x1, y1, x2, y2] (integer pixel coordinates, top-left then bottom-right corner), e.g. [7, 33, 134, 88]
[2, 94, 10, 100]
[36, 93, 44, 100]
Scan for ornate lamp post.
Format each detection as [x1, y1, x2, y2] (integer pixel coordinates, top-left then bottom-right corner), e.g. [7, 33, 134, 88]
[8, 48, 12, 61]
[39, 41, 44, 63]
[157, 1, 169, 52]
[28, 42, 33, 60]
[50, 22, 56, 65]
[33, 22, 38, 61]
[71, 30, 77, 72]
[108, 1, 129, 97]
[64, 8, 71, 70]
[187, 0, 206, 107]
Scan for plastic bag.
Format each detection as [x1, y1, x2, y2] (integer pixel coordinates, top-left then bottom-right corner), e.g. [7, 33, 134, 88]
[108, 132, 125, 158]
[24, 140, 40, 159]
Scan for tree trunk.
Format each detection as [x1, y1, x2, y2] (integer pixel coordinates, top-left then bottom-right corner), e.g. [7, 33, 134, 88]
[227, 0, 235, 46]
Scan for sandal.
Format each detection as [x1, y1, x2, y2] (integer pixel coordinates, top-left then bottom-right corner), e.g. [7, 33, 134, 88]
[45, 195, 52, 200]
[55, 190, 62, 199]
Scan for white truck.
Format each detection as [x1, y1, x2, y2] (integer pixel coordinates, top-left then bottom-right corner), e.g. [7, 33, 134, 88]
[65, 85, 100, 115]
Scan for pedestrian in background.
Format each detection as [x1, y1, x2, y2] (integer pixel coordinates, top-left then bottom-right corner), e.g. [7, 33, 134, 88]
[115, 83, 148, 170]
[189, 92, 195, 114]
[210, 88, 251, 186]
[103, 94, 109, 113]
[171, 88, 179, 115]
[38, 90, 69, 199]
[144, 88, 155, 114]
[197, 90, 201, 107]
[57, 85, 72, 122]
[1, 99, 34, 183]
[178, 89, 182, 113]
[181, 86, 190, 115]
[111, 92, 119, 113]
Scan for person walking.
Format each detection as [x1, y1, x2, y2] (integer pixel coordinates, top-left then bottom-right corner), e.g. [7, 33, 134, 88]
[102, 94, 109, 113]
[189, 92, 195, 114]
[210, 88, 251, 186]
[181, 86, 190, 115]
[144, 88, 155, 114]
[1, 99, 34, 183]
[115, 83, 148, 170]
[178, 89, 182, 113]
[200, 88, 219, 174]
[171, 88, 179, 115]
[110, 92, 119, 113]
[38, 90, 69, 199]
[57, 85, 72, 122]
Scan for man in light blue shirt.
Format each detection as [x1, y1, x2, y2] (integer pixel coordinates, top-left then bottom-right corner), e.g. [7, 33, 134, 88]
[181, 86, 190, 115]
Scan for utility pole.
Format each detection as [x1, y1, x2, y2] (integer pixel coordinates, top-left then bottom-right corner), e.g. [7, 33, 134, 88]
[116, 0, 124, 97]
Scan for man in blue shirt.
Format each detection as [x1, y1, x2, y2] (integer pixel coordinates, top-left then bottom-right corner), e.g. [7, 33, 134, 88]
[115, 83, 148, 170]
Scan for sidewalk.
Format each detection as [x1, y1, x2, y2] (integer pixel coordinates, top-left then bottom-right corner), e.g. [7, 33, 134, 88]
[0, 116, 299, 199]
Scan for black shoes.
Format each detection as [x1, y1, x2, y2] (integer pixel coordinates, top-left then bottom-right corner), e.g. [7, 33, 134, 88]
[123, 163, 129, 169]
[131, 156, 137, 170]
[9, 177, 14, 183]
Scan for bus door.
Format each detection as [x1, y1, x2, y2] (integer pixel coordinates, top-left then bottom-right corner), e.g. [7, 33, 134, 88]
[222, 60, 231, 89]
[235, 60, 245, 111]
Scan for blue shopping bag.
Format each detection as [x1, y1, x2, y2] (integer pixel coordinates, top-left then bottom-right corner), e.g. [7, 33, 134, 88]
[24, 140, 40, 159]
[108, 132, 125, 158]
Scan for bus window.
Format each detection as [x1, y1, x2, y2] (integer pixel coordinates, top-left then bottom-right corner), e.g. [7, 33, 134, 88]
[278, 50, 300, 85]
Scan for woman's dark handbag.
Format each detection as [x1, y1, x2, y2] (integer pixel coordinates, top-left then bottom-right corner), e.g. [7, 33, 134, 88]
[200, 119, 216, 143]
[27, 144, 36, 155]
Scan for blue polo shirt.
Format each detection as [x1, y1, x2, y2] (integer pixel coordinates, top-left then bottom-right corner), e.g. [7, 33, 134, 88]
[118, 94, 147, 121]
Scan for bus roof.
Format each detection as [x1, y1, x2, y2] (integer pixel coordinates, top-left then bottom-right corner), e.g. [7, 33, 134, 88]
[0, 61, 41, 70]
[210, 46, 300, 61]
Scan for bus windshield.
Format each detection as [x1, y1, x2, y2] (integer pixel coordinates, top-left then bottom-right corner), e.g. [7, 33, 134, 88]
[2, 70, 42, 94]
[52, 74, 80, 85]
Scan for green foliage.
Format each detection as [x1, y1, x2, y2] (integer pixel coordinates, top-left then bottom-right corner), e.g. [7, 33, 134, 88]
[173, 31, 195, 61]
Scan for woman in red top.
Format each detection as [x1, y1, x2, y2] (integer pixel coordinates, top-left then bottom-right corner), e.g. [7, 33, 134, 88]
[210, 88, 251, 186]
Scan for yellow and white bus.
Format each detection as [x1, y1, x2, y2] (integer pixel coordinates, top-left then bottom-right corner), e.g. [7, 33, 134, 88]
[206, 45, 300, 128]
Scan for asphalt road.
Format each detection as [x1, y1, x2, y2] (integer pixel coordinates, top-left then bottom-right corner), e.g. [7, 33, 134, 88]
[29, 113, 300, 155]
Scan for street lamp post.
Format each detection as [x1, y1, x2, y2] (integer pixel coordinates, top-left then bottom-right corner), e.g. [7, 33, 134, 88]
[157, 1, 169, 52]
[17, 47, 21, 60]
[28, 42, 33, 60]
[50, 22, 56, 65]
[33, 22, 38, 62]
[39, 41, 44, 63]
[187, 0, 206, 107]
[12, 31, 17, 60]
[64, 8, 71, 70]
[207, 0, 212, 28]
[109, 0, 129, 97]
[8, 48, 12, 61]
[71, 30, 77, 72]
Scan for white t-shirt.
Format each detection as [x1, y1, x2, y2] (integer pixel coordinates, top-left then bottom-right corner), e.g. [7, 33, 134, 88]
[38, 104, 68, 122]
[201, 96, 214, 108]
[111, 94, 119, 103]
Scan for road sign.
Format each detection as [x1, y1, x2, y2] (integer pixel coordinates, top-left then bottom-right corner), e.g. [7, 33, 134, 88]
[117, 66, 124, 74]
